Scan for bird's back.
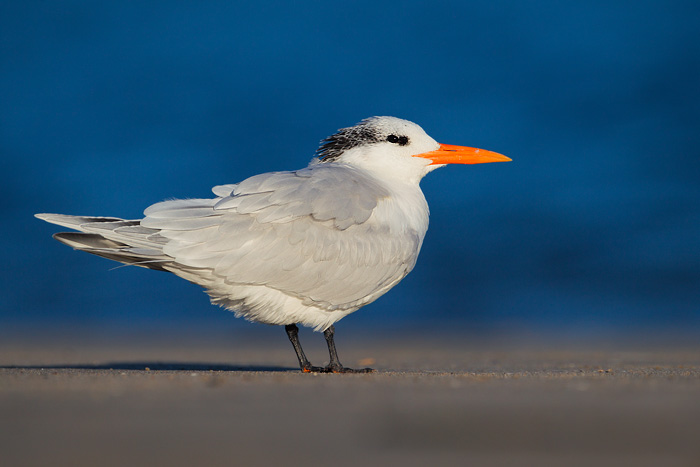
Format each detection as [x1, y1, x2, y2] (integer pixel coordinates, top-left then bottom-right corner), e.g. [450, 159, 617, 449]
[38, 163, 430, 330]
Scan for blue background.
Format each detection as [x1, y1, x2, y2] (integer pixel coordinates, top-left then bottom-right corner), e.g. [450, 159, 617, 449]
[2, 1, 699, 338]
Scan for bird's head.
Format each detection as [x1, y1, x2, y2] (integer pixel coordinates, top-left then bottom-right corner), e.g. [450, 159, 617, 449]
[315, 116, 510, 183]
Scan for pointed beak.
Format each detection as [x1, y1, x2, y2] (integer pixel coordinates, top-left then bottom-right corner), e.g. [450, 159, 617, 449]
[414, 143, 511, 165]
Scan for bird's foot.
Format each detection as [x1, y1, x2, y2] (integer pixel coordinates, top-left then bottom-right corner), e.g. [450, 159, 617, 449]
[301, 363, 374, 374]
[330, 366, 375, 374]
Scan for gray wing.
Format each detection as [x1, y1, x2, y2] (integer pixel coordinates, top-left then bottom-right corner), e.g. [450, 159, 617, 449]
[142, 164, 422, 310]
[35, 213, 172, 269]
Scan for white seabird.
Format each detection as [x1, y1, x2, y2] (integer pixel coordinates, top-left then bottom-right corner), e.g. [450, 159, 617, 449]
[36, 116, 510, 372]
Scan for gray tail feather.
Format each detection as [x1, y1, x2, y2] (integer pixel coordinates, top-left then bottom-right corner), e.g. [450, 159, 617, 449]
[35, 213, 125, 230]
[37, 213, 172, 271]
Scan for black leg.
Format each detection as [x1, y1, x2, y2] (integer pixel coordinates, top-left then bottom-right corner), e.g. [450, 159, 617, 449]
[322, 325, 374, 374]
[285, 324, 321, 372]
[323, 325, 343, 372]
[285, 324, 374, 373]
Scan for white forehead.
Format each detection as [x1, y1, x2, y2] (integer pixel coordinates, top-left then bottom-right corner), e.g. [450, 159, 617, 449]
[361, 116, 429, 138]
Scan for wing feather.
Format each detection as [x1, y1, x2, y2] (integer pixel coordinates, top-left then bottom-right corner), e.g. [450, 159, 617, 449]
[138, 164, 421, 310]
[211, 184, 237, 197]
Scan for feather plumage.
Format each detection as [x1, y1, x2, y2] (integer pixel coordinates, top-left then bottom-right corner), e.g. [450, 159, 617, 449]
[37, 158, 429, 330]
[36, 117, 471, 332]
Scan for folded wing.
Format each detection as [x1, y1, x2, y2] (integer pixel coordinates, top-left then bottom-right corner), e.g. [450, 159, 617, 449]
[142, 164, 422, 310]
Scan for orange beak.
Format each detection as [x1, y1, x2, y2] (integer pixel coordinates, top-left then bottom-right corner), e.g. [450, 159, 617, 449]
[414, 143, 511, 165]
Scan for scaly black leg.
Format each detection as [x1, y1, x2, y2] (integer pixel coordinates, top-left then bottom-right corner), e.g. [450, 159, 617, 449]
[285, 324, 374, 373]
[322, 325, 374, 373]
[285, 324, 324, 372]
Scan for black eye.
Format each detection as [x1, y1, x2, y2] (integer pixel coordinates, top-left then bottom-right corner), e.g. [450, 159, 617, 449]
[387, 135, 409, 146]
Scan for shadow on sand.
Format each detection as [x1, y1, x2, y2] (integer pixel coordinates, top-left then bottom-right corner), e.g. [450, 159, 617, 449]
[0, 362, 296, 372]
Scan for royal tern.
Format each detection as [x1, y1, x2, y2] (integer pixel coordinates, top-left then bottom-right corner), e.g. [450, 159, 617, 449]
[36, 116, 510, 373]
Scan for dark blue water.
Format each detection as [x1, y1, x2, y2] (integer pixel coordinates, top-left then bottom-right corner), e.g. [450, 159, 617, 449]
[2, 1, 699, 335]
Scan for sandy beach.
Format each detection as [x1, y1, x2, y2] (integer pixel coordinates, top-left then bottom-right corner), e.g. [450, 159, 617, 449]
[1, 331, 699, 467]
